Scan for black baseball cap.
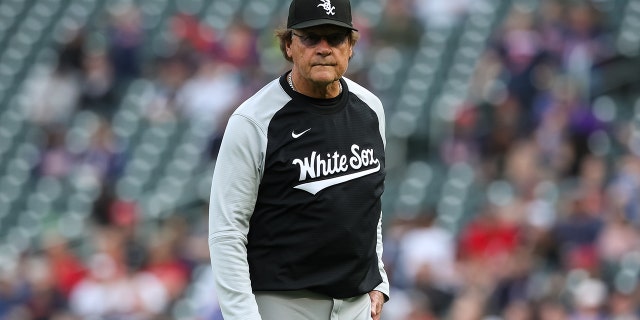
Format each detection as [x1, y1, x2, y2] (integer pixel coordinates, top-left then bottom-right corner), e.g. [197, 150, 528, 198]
[287, 0, 358, 31]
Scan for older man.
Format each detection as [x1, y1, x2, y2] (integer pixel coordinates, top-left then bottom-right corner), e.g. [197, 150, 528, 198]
[208, 0, 389, 319]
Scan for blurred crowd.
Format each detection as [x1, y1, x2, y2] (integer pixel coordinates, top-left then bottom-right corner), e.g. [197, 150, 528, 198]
[383, 1, 640, 319]
[0, 0, 639, 319]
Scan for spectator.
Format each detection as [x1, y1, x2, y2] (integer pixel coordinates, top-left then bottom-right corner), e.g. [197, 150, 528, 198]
[41, 234, 86, 299]
[79, 51, 117, 118]
[396, 212, 458, 316]
[608, 155, 640, 225]
[458, 205, 521, 263]
[491, 6, 554, 132]
[596, 210, 639, 267]
[413, 0, 469, 30]
[211, 21, 259, 71]
[537, 0, 566, 61]
[171, 13, 217, 54]
[22, 256, 68, 320]
[560, 2, 614, 98]
[536, 299, 569, 320]
[37, 126, 75, 178]
[0, 263, 29, 319]
[534, 76, 605, 176]
[551, 194, 604, 272]
[69, 253, 169, 318]
[143, 228, 191, 301]
[373, 0, 424, 50]
[440, 106, 481, 165]
[447, 289, 486, 320]
[501, 300, 534, 320]
[607, 288, 640, 320]
[567, 277, 608, 319]
[56, 28, 86, 76]
[143, 54, 193, 122]
[106, 2, 143, 82]
[23, 63, 81, 126]
[75, 118, 125, 185]
[175, 59, 241, 128]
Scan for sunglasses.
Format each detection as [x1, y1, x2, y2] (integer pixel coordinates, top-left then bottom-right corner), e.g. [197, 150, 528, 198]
[292, 31, 350, 47]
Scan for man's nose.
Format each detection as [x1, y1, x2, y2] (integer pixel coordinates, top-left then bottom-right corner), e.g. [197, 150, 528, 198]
[315, 39, 332, 54]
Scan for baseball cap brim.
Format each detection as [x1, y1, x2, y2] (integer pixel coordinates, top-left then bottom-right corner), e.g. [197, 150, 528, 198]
[290, 18, 358, 31]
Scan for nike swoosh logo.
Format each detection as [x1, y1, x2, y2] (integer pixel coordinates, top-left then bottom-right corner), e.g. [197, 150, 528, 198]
[291, 128, 311, 139]
[294, 163, 381, 195]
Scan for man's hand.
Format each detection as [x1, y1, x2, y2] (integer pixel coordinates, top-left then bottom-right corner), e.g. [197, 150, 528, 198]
[368, 290, 385, 320]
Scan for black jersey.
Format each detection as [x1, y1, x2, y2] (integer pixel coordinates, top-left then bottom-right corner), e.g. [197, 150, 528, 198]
[209, 72, 389, 318]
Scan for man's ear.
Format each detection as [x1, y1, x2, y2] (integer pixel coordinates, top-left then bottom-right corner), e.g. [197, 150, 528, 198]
[286, 42, 293, 59]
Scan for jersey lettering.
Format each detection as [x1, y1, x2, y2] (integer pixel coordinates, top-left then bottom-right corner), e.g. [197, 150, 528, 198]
[292, 144, 380, 194]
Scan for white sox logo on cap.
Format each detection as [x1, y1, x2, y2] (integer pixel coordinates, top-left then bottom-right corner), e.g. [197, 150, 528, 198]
[318, 0, 336, 15]
[287, 0, 357, 31]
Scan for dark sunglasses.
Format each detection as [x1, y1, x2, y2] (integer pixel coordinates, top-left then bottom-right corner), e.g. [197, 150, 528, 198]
[292, 31, 350, 47]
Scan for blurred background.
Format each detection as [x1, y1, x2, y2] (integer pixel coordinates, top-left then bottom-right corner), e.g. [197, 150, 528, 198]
[0, 0, 639, 319]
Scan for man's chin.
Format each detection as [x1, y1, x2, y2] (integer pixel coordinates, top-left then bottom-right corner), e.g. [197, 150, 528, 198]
[309, 73, 339, 85]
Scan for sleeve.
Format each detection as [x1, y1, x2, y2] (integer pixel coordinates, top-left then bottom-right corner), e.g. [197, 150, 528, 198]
[374, 213, 390, 301]
[374, 96, 390, 300]
[209, 114, 266, 320]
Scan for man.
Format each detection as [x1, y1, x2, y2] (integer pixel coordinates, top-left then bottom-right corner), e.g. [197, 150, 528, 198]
[208, 0, 389, 319]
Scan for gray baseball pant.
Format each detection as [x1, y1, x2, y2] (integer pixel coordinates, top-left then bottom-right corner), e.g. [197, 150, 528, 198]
[254, 290, 372, 320]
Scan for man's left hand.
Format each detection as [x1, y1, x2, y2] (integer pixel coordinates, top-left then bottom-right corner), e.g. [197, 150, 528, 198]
[368, 290, 385, 320]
